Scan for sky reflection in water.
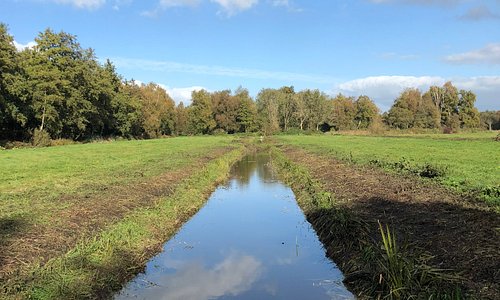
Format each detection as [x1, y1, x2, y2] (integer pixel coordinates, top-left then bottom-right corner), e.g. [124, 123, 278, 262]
[115, 154, 354, 300]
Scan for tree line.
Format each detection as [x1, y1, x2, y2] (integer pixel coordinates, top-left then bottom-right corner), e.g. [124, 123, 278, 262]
[1, 25, 497, 144]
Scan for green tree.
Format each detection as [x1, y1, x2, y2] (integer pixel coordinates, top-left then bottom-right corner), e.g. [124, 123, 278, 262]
[277, 86, 295, 131]
[0, 23, 27, 140]
[174, 102, 189, 135]
[386, 89, 421, 129]
[111, 81, 143, 137]
[354, 95, 379, 129]
[458, 90, 480, 128]
[211, 90, 239, 133]
[256, 88, 280, 134]
[329, 94, 356, 130]
[188, 89, 215, 134]
[480, 110, 500, 131]
[235, 87, 257, 133]
[138, 83, 175, 138]
[293, 89, 329, 131]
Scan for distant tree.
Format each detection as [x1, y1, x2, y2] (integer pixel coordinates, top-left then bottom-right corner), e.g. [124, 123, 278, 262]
[415, 91, 441, 129]
[480, 110, 500, 131]
[354, 95, 379, 129]
[112, 81, 143, 137]
[138, 83, 175, 138]
[235, 87, 257, 133]
[256, 88, 280, 134]
[188, 89, 215, 134]
[294, 89, 328, 131]
[174, 102, 189, 135]
[329, 93, 356, 130]
[0, 23, 26, 140]
[458, 90, 480, 128]
[386, 89, 421, 129]
[277, 86, 295, 131]
[211, 90, 239, 133]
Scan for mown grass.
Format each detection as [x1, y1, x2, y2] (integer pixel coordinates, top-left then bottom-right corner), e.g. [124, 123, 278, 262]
[0, 136, 236, 224]
[1, 138, 245, 299]
[277, 133, 500, 205]
[269, 146, 464, 299]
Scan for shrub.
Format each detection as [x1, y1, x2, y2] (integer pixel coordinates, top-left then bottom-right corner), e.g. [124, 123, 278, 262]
[50, 139, 76, 147]
[419, 163, 447, 178]
[32, 129, 51, 147]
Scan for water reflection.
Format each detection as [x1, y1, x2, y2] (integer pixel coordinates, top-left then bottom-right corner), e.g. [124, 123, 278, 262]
[115, 153, 354, 300]
[116, 253, 262, 300]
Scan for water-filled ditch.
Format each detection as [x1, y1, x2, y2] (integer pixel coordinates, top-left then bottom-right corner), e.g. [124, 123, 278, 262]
[115, 153, 353, 299]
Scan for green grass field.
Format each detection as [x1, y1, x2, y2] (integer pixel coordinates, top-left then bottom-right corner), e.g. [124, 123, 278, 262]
[277, 132, 500, 204]
[0, 136, 244, 298]
[1, 136, 235, 222]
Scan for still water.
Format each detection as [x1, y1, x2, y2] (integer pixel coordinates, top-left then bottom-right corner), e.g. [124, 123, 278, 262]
[115, 153, 354, 300]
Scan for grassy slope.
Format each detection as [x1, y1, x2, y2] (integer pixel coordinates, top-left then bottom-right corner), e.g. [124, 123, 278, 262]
[277, 134, 500, 203]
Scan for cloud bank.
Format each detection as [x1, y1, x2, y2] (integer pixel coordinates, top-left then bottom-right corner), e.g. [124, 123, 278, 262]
[444, 43, 500, 64]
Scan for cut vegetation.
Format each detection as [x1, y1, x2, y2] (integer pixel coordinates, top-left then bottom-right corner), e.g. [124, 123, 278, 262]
[270, 134, 499, 299]
[0, 136, 244, 299]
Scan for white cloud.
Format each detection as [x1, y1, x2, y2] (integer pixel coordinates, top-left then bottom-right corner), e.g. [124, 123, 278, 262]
[144, 0, 284, 17]
[117, 254, 262, 299]
[211, 0, 258, 16]
[334, 75, 500, 111]
[111, 57, 338, 84]
[51, 0, 106, 9]
[162, 85, 207, 105]
[159, 0, 202, 8]
[13, 40, 36, 51]
[444, 43, 500, 64]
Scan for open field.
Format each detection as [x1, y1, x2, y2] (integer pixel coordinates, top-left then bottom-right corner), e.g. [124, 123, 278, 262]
[0, 136, 244, 298]
[270, 141, 500, 299]
[2, 133, 498, 299]
[277, 132, 500, 205]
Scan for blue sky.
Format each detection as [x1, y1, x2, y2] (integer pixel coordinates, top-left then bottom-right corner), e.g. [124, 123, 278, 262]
[2, 0, 499, 110]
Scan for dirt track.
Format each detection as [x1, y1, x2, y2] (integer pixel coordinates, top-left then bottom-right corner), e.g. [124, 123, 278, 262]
[283, 146, 500, 299]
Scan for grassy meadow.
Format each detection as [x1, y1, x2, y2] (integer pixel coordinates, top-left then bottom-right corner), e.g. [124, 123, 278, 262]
[0, 136, 244, 298]
[277, 132, 500, 204]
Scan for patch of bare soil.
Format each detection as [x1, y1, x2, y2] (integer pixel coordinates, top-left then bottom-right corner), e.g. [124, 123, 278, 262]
[283, 146, 500, 299]
[0, 147, 231, 283]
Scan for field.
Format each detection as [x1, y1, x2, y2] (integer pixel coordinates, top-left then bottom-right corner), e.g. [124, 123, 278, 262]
[272, 132, 500, 298]
[0, 136, 244, 298]
[277, 132, 500, 204]
[1, 132, 498, 299]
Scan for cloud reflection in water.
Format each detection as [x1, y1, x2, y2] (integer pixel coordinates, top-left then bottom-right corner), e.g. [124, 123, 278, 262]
[117, 253, 262, 300]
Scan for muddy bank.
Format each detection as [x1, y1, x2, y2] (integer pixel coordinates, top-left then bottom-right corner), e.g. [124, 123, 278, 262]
[272, 145, 500, 299]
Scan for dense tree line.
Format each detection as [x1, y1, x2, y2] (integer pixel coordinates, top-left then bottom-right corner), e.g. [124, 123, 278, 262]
[385, 82, 481, 130]
[0, 25, 494, 145]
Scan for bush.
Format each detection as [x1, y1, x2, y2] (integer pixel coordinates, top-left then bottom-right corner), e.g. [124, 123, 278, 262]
[212, 129, 227, 135]
[5, 140, 32, 149]
[419, 163, 447, 178]
[50, 139, 76, 147]
[32, 129, 51, 147]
